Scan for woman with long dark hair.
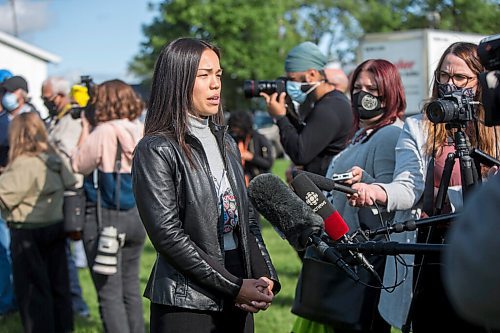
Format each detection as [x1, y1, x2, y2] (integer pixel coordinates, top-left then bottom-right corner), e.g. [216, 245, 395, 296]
[132, 38, 280, 333]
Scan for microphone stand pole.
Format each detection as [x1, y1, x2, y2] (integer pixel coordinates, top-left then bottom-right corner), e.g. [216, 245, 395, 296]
[367, 213, 459, 238]
[334, 241, 447, 255]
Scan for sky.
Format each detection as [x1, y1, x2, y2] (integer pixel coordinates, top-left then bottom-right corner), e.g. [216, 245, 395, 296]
[0, 0, 158, 84]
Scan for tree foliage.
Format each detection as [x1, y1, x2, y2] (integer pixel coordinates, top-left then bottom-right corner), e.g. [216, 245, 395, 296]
[130, 0, 306, 109]
[299, 0, 500, 63]
[130, 0, 500, 108]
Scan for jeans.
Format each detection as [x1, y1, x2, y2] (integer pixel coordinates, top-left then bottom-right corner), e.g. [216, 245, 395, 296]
[83, 206, 146, 333]
[72, 240, 87, 268]
[66, 239, 89, 317]
[0, 218, 15, 315]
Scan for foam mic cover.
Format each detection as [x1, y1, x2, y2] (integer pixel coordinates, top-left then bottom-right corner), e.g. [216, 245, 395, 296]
[292, 169, 357, 195]
[290, 173, 349, 241]
[247, 173, 324, 251]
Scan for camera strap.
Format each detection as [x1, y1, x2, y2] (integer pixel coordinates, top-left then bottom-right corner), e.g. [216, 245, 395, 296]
[93, 169, 103, 232]
[93, 138, 123, 232]
[114, 140, 122, 213]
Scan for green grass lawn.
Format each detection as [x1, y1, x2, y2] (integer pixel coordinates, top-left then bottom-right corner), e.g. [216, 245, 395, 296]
[0, 159, 399, 332]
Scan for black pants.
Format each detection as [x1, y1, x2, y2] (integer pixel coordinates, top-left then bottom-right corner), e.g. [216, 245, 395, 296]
[412, 229, 489, 333]
[83, 205, 146, 333]
[10, 222, 73, 333]
[150, 249, 254, 333]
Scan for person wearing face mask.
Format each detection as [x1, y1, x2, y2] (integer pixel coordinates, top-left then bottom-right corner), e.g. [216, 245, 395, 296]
[349, 42, 500, 332]
[0, 76, 37, 118]
[261, 41, 353, 177]
[43, 77, 83, 163]
[291, 59, 405, 333]
[42, 77, 91, 319]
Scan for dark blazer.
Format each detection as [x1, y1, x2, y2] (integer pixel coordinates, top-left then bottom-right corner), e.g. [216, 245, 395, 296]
[132, 122, 280, 311]
[244, 130, 274, 180]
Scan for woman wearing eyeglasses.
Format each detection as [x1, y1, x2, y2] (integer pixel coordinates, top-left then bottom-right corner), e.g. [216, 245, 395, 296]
[349, 42, 499, 332]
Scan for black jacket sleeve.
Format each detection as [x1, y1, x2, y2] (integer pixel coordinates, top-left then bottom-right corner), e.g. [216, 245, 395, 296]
[276, 90, 352, 166]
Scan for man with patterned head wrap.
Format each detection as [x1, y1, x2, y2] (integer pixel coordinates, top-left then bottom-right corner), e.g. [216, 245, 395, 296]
[261, 41, 353, 176]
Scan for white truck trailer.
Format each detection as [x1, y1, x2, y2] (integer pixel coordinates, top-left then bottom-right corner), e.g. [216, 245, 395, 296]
[358, 29, 485, 115]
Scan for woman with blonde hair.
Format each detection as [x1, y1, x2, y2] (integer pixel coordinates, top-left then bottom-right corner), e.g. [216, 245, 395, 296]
[72, 79, 146, 333]
[0, 112, 76, 332]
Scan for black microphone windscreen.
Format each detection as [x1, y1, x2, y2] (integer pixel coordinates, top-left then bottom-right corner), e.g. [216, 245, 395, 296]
[248, 173, 323, 250]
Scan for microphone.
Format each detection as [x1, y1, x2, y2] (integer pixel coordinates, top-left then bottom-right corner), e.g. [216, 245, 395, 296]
[366, 213, 459, 238]
[248, 173, 359, 281]
[290, 173, 376, 275]
[292, 169, 358, 195]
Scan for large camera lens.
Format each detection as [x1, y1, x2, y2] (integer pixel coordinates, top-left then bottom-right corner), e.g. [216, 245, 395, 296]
[426, 99, 458, 124]
[243, 79, 286, 98]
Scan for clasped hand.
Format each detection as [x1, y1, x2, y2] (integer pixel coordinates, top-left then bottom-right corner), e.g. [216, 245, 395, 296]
[235, 277, 274, 313]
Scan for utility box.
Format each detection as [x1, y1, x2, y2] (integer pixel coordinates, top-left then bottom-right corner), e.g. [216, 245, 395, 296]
[358, 29, 485, 116]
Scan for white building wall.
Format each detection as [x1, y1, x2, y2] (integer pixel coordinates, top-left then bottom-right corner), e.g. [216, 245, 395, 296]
[0, 43, 49, 116]
[0, 31, 60, 118]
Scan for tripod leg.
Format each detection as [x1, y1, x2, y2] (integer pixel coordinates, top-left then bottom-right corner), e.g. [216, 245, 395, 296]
[434, 152, 455, 215]
[460, 154, 478, 198]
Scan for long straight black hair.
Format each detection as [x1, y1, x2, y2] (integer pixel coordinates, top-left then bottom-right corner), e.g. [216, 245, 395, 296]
[145, 37, 224, 160]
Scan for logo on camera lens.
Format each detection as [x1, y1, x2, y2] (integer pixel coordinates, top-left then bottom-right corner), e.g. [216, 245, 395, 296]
[361, 94, 379, 111]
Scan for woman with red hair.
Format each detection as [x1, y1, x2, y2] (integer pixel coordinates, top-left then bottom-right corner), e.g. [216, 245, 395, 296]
[293, 59, 405, 333]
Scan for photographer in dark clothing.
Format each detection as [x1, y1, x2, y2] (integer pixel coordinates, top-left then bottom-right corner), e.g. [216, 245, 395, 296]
[261, 41, 353, 176]
[227, 111, 274, 186]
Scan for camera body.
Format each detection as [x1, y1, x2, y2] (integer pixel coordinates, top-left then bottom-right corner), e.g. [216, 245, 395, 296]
[426, 90, 476, 125]
[477, 34, 500, 127]
[70, 75, 96, 120]
[92, 226, 125, 275]
[243, 78, 287, 98]
[69, 106, 86, 120]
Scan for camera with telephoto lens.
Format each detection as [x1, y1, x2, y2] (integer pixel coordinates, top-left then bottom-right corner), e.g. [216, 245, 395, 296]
[426, 90, 476, 125]
[70, 75, 95, 120]
[243, 78, 287, 98]
[477, 33, 500, 127]
[92, 226, 125, 275]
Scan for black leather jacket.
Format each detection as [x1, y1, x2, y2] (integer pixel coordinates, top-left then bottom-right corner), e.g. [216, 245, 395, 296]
[132, 122, 280, 311]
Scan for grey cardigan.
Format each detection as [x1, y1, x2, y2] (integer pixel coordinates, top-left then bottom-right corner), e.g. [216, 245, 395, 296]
[325, 118, 404, 232]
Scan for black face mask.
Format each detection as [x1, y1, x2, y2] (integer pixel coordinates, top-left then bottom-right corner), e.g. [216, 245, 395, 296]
[352, 91, 385, 120]
[44, 100, 58, 116]
[437, 83, 475, 99]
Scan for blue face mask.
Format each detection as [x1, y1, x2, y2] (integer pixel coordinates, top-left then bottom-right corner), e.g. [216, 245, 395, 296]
[1, 92, 19, 112]
[286, 81, 320, 104]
